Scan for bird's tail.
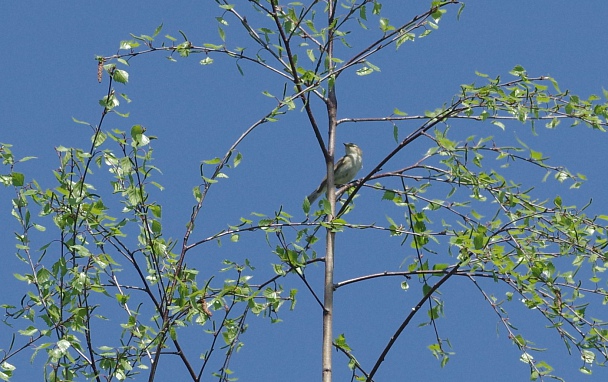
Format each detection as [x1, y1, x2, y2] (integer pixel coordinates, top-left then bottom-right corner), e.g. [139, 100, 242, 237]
[307, 180, 326, 204]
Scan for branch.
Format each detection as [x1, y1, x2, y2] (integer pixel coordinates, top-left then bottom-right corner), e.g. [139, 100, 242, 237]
[367, 263, 461, 381]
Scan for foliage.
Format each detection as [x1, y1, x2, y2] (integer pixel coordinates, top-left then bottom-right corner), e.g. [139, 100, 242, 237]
[2, 1, 608, 381]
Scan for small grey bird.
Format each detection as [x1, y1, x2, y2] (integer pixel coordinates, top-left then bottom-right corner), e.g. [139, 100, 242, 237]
[307, 143, 363, 203]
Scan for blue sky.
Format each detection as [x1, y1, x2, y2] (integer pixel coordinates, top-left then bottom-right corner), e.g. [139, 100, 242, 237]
[2, 1, 608, 381]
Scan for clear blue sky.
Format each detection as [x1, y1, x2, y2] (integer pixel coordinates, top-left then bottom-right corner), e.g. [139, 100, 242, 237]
[2, 1, 608, 381]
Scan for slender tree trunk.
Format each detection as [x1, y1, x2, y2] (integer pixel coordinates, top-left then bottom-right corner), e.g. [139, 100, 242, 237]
[322, 1, 337, 381]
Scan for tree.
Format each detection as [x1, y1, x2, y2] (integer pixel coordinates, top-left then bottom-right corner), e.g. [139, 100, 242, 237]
[2, 1, 608, 381]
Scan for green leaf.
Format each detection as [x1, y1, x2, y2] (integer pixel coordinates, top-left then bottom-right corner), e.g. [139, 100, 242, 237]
[581, 349, 595, 363]
[153, 23, 163, 37]
[334, 334, 351, 351]
[457, 3, 466, 20]
[151, 220, 162, 234]
[359, 5, 367, 20]
[71, 117, 91, 126]
[193, 186, 202, 202]
[372, 1, 382, 14]
[176, 41, 192, 57]
[530, 149, 543, 160]
[553, 196, 562, 207]
[303, 196, 310, 214]
[57, 339, 71, 353]
[396, 32, 415, 49]
[115, 293, 130, 305]
[379, 17, 394, 32]
[99, 93, 119, 109]
[233, 152, 242, 167]
[356, 66, 373, 76]
[433, 263, 449, 271]
[431, 9, 444, 22]
[150, 204, 162, 218]
[130, 124, 147, 146]
[422, 283, 432, 296]
[306, 49, 315, 62]
[13, 273, 28, 281]
[393, 108, 407, 116]
[11, 172, 24, 186]
[549, 77, 561, 93]
[580, 366, 592, 375]
[203, 42, 224, 50]
[18, 326, 38, 336]
[509, 65, 526, 77]
[492, 121, 505, 130]
[112, 69, 129, 84]
[119, 40, 140, 50]
[545, 117, 560, 129]
[203, 157, 221, 165]
[1, 362, 15, 373]
[92, 131, 107, 147]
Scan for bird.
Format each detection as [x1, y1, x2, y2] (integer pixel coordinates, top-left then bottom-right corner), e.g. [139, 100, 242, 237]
[307, 143, 363, 204]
